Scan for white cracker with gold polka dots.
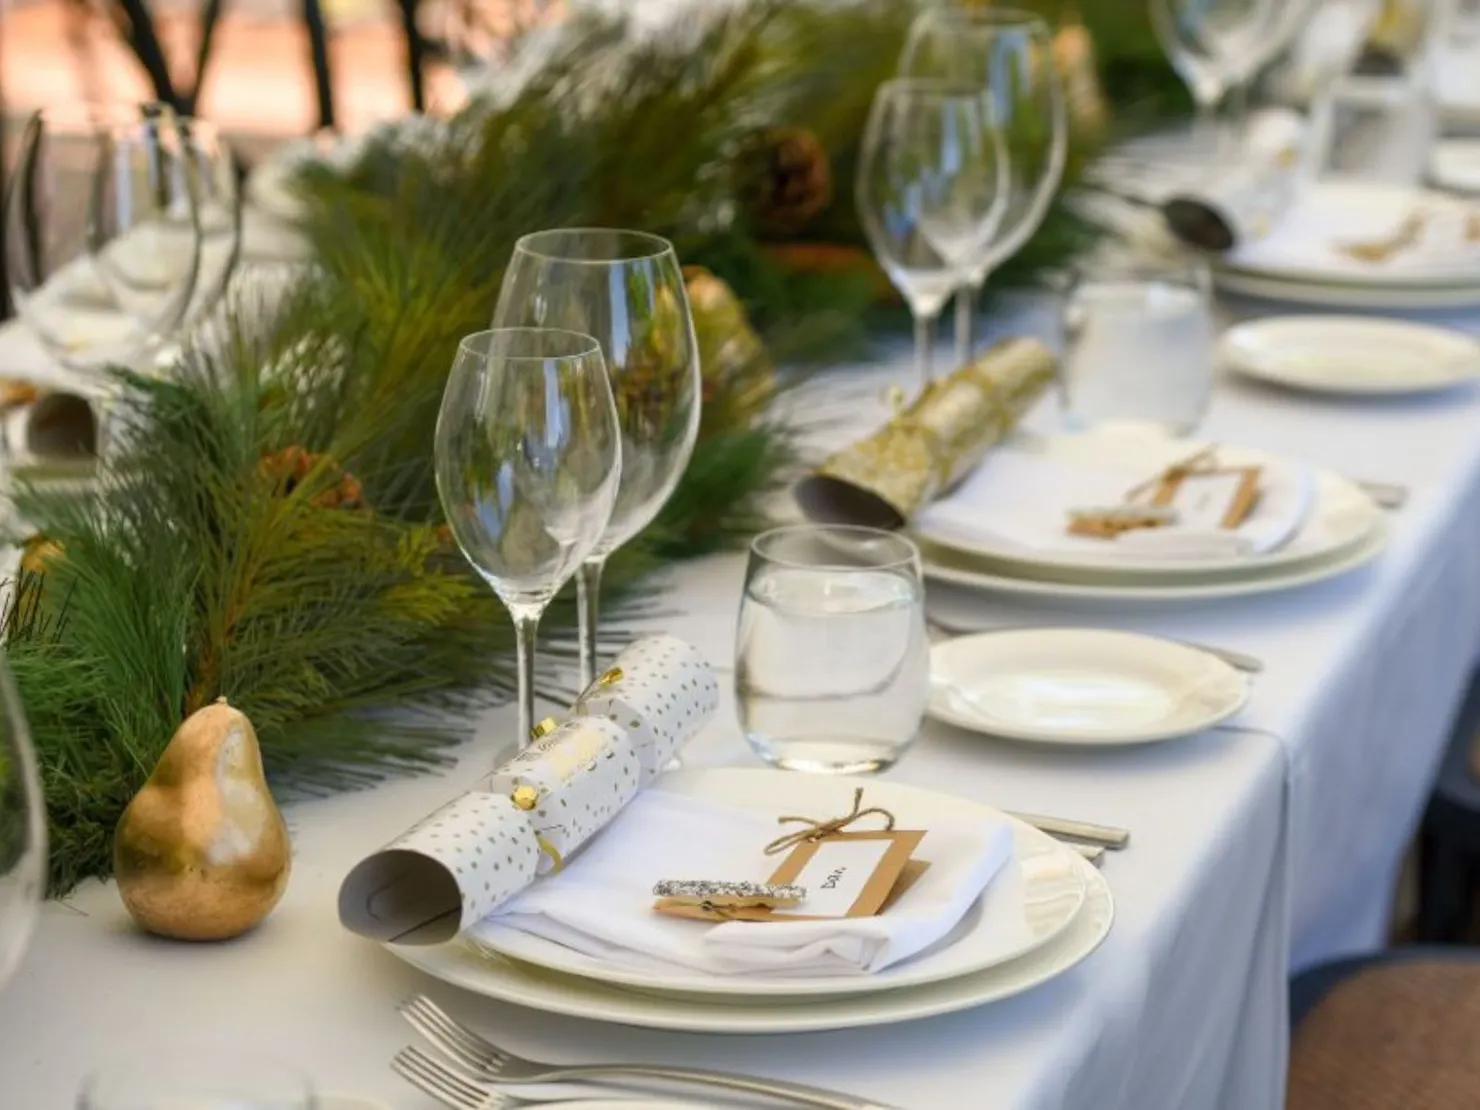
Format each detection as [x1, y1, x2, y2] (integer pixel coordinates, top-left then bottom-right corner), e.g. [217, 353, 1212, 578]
[337, 792, 540, 946]
[575, 634, 721, 784]
[488, 716, 643, 874]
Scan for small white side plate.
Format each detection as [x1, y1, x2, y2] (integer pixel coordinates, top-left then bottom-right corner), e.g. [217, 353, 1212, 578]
[929, 629, 1250, 746]
[1431, 138, 1480, 195]
[1221, 316, 1480, 396]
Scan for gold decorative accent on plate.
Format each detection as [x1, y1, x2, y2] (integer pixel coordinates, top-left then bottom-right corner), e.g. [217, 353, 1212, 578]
[1337, 210, 1428, 263]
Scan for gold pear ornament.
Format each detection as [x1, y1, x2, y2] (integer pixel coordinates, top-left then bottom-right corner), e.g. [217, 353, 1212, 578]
[114, 698, 291, 940]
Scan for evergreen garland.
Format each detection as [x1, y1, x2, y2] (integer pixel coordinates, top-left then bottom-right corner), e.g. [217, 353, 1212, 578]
[8, 0, 1182, 894]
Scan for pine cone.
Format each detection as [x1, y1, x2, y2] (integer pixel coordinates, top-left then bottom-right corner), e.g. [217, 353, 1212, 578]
[733, 127, 834, 236]
[258, 446, 364, 510]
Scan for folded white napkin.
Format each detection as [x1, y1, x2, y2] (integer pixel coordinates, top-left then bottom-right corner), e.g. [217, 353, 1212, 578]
[915, 443, 1316, 565]
[468, 791, 1012, 977]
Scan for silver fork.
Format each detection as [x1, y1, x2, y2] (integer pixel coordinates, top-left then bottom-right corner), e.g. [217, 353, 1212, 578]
[394, 1045, 503, 1108]
[400, 996, 900, 1110]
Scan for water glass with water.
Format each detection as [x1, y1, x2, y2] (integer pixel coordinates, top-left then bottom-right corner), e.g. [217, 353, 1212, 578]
[736, 525, 929, 775]
[1058, 257, 1214, 436]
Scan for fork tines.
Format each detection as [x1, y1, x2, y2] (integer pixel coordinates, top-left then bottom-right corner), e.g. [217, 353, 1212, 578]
[400, 995, 507, 1076]
[392, 1045, 502, 1110]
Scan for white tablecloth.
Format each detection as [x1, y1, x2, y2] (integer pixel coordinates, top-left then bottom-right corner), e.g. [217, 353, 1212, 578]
[2, 288, 1479, 1107]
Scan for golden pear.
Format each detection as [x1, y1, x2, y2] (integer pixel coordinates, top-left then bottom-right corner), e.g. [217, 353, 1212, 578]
[114, 698, 291, 941]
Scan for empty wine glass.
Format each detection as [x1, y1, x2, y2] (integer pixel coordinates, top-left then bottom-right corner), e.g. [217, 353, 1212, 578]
[79, 1052, 313, 1110]
[0, 654, 44, 995]
[494, 230, 700, 691]
[857, 79, 1009, 392]
[434, 328, 622, 749]
[3, 104, 203, 381]
[1151, 0, 1278, 159]
[899, 6, 1068, 366]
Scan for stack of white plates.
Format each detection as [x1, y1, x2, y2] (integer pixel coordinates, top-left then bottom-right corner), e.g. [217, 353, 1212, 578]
[388, 769, 1114, 1033]
[912, 435, 1386, 606]
[1215, 180, 1480, 309]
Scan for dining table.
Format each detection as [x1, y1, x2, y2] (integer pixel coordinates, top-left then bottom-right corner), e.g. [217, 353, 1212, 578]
[4, 193, 1480, 1109]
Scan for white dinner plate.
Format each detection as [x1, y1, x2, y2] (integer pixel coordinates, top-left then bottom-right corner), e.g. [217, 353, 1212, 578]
[1221, 316, 1480, 396]
[389, 854, 1113, 1034]
[911, 436, 1381, 582]
[919, 519, 1386, 605]
[1430, 139, 1480, 196]
[928, 630, 1250, 745]
[1222, 181, 1480, 288]
[470, 770, 1088, 999]
[1214, 268, 1480, 310]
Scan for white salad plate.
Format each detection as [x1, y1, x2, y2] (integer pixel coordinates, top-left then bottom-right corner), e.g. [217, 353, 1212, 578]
[389, 773, 1113, 1033]
[1214, 269, 1480, 310]
[467, 770, 1087, 999]
[911, 435, 1382, 582]
[929, 630, 1250, 746]
[1221, 316, 1480, 397]
[1220, 181, 1480, 288]
[1430, 138, 1480, 196]
[919, 520, 1386, 605]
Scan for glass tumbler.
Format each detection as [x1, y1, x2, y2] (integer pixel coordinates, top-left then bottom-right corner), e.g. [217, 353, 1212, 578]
[736, 525, 929, 775]
[1058, 256, 1215, 437]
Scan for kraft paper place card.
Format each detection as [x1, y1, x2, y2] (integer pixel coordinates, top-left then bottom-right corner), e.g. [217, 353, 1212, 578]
[654, 830, 928, 923]
[1151, 466, 1261, 530]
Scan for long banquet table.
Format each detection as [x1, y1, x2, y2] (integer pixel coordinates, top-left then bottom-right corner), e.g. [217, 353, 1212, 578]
[3, 263, 1480, 1108]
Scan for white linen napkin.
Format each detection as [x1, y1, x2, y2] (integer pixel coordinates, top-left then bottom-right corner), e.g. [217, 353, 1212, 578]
[915, 443, 1316, 564]
[468, 790, 1012, 977]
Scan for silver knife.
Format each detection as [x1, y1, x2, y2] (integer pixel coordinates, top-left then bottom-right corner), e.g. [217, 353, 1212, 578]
[1011, 811, 1130, 850]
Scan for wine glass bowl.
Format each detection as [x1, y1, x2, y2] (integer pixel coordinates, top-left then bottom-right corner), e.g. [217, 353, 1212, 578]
[494, 228, 700, 688]
[1150, 0, 1277, 153]
[3, 104, 206, 380]
[899, 6, 1067, 364]
[434, 327, 622, 747]
[856, 78, 1008, 390]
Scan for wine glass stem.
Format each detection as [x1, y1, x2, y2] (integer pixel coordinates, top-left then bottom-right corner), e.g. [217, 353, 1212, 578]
[913, 311, 938, 393]
[510, 607, 542, 751]
[953, 286, 974, 368]
[575, 555, 607, 690]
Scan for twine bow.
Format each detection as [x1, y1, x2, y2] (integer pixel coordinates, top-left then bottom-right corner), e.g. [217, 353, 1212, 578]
[1124, 445, 1221, 505]
[764, 788, 896, 856]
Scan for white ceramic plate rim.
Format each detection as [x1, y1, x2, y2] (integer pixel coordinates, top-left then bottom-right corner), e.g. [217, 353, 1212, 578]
[1220, 182, 1480, 288]
[1220, 316, 1480, 396]
[388, 854, 1113, 1034]
[1213, 268, 1480, 309]
[910, 436, 1380, 579]
[469, 771, 1088, 998]
[927, 629, 1250, 745]
[920, 519, 1386, 602]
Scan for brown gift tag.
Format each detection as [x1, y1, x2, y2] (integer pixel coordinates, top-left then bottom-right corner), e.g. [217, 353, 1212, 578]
[654, 830, 927, 924]
[1150, 466, 1261, 529]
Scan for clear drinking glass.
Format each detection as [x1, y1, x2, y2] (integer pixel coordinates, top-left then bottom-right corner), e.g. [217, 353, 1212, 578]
[78, 1054, 314, 1110]
[0, 655, 44, 995]
[737, 525, 929, 775]
[899, 6, 1068, 365]
[1150, 0, 1278, 159]
[434, 328, 622, 750]
[494, 229, 700, 692]
[857, 79, 1008, 392]
[1058, 257, 1215, 436]
[3, 104, 203, 378]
